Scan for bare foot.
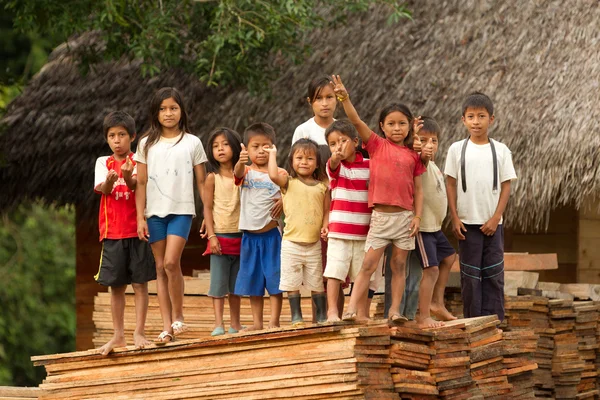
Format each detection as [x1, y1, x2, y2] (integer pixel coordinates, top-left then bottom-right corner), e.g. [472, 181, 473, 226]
[327, 314, 341, 323]
[241, 324, 264, 332]
[229, 322, 244, 331]
[417, 316, 444, 329]
[98, 336, 126, 356]
[133, 332, 152, 350]
[268, 323, 280, 329]
[430, 304, 457, 321]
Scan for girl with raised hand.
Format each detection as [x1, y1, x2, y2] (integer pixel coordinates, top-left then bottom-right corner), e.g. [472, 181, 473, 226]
[331, 75, 426, 323]
[135, 87, 208, 343]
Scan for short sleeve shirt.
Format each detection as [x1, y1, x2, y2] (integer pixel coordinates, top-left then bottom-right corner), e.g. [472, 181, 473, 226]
[444, 138, 517, 224]
[134, 133, 207, 218]
[94, 153, 138, 241]
[363, 132, 426, 210]
[420, 161, 447, 232]
[235, 167, 284, 231]
[291, 118, 330, 146]
[282, 178, 328, 243]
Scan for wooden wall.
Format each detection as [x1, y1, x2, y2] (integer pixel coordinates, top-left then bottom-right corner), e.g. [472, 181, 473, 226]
[75, 205, 209, 351]
[577, 195, 600, 283]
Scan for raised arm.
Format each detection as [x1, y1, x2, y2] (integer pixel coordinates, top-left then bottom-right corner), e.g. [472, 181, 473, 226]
[481, 180, 511, 236]
[331, 75, 372, 144]
[135, 162, 149, 241]
[234, 143, 249, 179]
[446, 175, 466, 240]
[121, 157, 137, 190]
[265, 145, 288, 188]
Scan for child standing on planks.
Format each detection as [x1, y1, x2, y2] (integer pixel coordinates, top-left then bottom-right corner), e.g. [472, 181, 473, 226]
[413, 116, 457, 328]
[445, 92, 517, 322]
[233, 123, 284, 331]
[94, 111, 156, 355]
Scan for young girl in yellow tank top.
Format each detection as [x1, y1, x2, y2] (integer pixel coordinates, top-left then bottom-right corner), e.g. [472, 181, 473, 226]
[202, 128, 245, 336]
[266, 139, 331, 326]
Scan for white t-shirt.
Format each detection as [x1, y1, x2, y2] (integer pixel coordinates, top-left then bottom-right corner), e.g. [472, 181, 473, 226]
[444, 138, 517, 225]
[291, 117, 330, 146]
[134, 133, 207, 218]
[237, 167, 283, 231]
[420, 161, 447, 232]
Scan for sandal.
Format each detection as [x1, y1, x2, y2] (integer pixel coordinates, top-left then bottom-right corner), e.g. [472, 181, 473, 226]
[342, 312, 357, 322]
[389, 314, 409, 324]
[211, 326, 225, 336]
[155, 331, 174, 345]
[171, 320, 188, 336]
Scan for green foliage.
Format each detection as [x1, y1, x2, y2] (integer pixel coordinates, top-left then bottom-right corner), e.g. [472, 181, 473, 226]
[0, 203, 76, 386]
[5, 0, 410, 92]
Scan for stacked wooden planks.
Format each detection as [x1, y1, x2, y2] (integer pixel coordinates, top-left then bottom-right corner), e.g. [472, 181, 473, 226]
[443, 287, 464, 319]
[502, 331, 539, 398]
[93, 291, 384, 346]
[0, 387, 40, 400]
[33, 323, 397, 400]
[573, 301, 600, 398]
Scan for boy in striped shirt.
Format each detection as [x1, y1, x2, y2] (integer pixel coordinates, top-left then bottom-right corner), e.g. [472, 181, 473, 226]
[323, 120, 374, 322]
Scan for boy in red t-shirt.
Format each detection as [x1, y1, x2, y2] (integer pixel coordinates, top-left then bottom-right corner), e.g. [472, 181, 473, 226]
[94, 111, 156, 355]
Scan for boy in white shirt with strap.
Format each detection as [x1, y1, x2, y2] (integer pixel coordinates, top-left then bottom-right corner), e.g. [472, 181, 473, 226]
[445, 92, 517, 322]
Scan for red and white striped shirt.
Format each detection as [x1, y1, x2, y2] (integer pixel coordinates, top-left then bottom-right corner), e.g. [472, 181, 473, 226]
[327, 152, 371, 240]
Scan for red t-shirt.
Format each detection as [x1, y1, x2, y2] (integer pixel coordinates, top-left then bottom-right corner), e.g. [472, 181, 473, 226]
[94, 153, 138, 241]
[363, 132, 426, 210]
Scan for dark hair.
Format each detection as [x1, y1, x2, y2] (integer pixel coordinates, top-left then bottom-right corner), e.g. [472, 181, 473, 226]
[377, 103, 415, 149]
[419, 116, 441, 138]
[288, 138, 327, 181]
[103, 111, 136, 139]
[307, 75, 333, 103]
[462, 92, 494, 116]
[142, 87, 190, 157]
[324, 119, 358, 141]
[205, 127, 242, 174]
[243, 122, 276, 145]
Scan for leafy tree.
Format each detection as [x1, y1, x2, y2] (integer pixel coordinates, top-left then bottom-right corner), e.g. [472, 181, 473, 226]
[0, 203, 76, 386]
[5, 0, 410, 92]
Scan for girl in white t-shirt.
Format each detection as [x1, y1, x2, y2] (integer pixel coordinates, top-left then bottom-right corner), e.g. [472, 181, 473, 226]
[135, 87, 208, 343]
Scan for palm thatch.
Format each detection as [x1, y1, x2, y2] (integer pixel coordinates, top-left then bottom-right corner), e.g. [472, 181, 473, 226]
[2, 0, 599, 231]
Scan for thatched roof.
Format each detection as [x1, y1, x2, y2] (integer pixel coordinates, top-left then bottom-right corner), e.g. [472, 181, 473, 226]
[2, 0, 599, 231]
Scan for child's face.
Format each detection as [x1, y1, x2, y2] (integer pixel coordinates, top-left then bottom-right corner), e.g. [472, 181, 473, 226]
[211, 133, 233, 165]
[380, 111, 410, 144]
[247, 134, 272, 166]
[462, 107, 494, 140]
[309, 85, 336, 120]
[292, 148, 318, 178]
[327, 131, 358, 161]
[158, 97, 182, 131]
[106, 126, 134, 158]
[418, 131, 439, 158]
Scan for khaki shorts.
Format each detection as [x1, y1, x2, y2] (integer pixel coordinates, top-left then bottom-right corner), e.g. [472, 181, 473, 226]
[279, 240, 324, 292]
[365, 210, 415, 251]
[369, 257, 385, 292]
[324, 238, 365, 282]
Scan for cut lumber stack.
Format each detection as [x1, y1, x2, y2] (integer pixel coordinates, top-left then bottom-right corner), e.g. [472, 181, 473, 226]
[33, 323, 397, 400]
[573, 301, 599, 398]
[93, 292, 384, 347]
[548, 299, 585, 399]
[443, 287, 464, 319]
[0, 386, 40, 400]
[502, 330, 538, 398]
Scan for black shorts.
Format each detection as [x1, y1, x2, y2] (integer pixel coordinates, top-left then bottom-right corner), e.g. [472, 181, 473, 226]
[95, 238, 156, 287]
[415, 230, 456, 268]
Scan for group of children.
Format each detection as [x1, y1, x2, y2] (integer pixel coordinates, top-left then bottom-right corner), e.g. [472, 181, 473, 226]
[93, 75, 516, 355]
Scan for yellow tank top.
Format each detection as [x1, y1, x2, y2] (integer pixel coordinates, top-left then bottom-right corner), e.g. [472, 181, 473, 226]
[213, 174, 241, 234]
[282, 178, 328, 243]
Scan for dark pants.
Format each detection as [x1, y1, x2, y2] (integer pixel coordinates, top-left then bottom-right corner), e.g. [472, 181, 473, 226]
[383, 247, 422, 319]
[459, 224, 505, 321]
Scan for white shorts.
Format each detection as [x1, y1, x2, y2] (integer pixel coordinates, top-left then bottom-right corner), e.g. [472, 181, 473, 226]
[365, 210, 415, 251]
[369, 256, 385, 292]
[279, 240, 324, 292]
[324, 238, 365, 282]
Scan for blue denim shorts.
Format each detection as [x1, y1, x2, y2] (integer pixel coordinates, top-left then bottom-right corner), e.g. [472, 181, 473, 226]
[146, 214, 193, 244]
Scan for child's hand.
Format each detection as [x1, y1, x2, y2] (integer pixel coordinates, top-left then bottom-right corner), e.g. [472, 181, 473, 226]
[106, 170, 118, 185]
[409, 217, 420, 238]
[452, 216, 467, 240]
[238, 144, 249, 165]
[320, 226, 329, 241]
[263, 144, 277, 154]
[209, 236, 222, 255]
[480, 216, 500, 236]
[137, 218, 150, 242]
[270, 198, 283, 219]
[413, 116, 424, 136]
[413, 135, 422, 152]
[199, 219, 206, 238]
[121, 157, 134, 181]
[331, 75, 349, 101]
[421, 141, 433, 160]
[330, 142, 345, 164]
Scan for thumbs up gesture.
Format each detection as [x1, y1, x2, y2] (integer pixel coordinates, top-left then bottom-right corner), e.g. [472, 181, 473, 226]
[121, 157, 134, 181]
[239, 143, 249, 165]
